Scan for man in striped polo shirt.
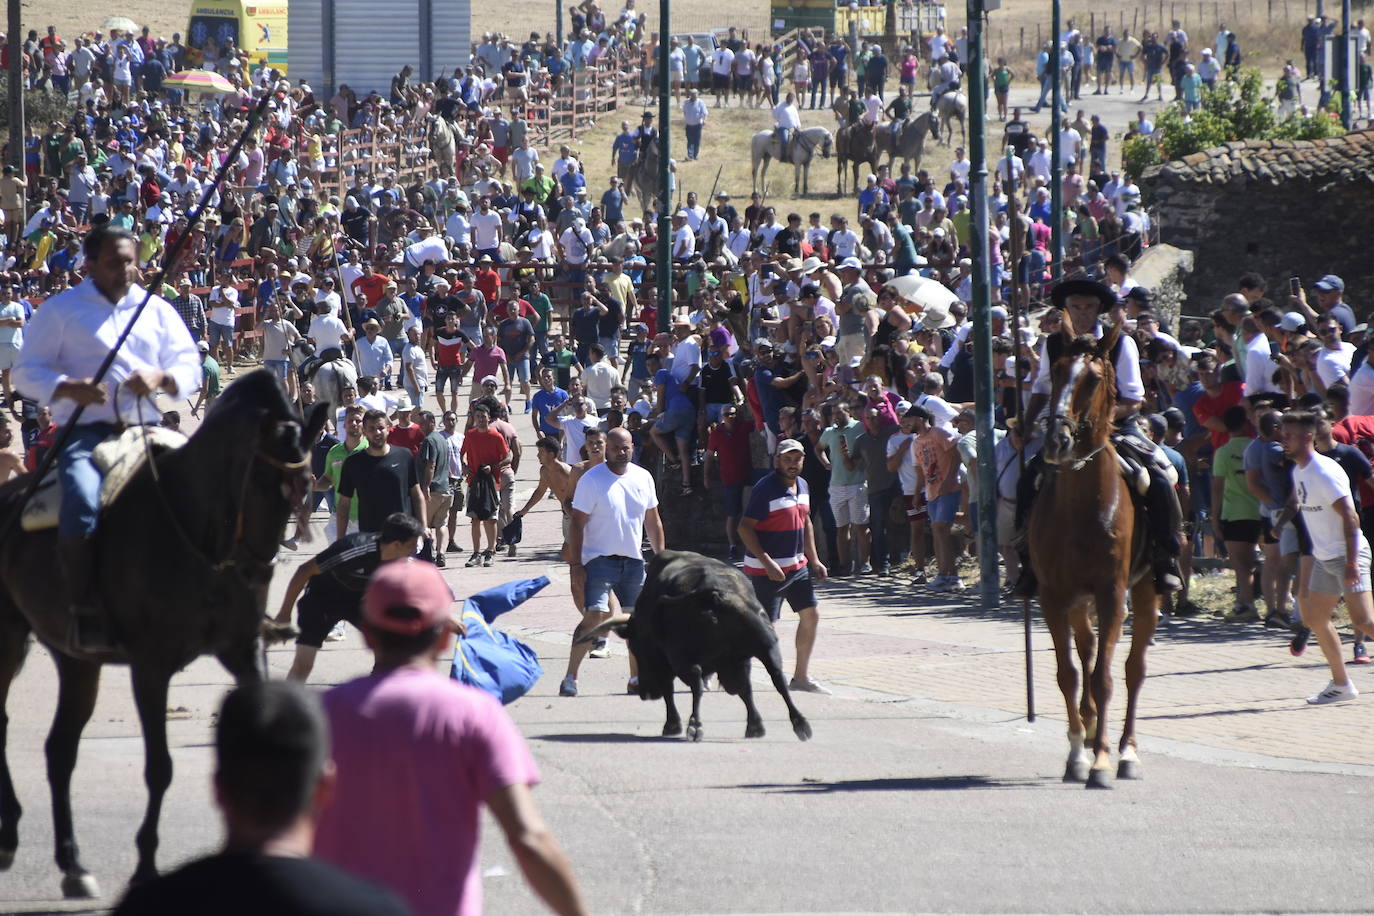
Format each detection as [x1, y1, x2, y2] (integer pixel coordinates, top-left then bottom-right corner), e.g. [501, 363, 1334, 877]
[737, 438, 831, 694]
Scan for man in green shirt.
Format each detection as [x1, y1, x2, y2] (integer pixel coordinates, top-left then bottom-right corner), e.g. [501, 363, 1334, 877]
[192, 341, 222, 416]
[817, 401, 870, 576]
[520, 164, 557, 207]
[524, 279, 553, 377]
[1211, 404, 1261, 621]
[323, 405, 369, 533]
[992, 58, 1013, 120]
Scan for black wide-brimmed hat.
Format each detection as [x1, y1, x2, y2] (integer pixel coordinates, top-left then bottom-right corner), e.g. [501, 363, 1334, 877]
[1050, 278, 1118, 313]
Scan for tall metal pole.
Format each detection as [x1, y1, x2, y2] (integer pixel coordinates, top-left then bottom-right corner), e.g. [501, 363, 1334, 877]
[1049, 0, 1064, 280]
[966, 0, 998, 611]
[556, 0, 565, 48]
[1005, 147, 1034, 722]
[655, 0, 672, 334]
[1341, 0, 1352, 129]
[7, 0, 23, 175]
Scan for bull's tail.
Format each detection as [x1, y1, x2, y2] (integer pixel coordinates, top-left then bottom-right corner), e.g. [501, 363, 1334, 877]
[573, 613, 632, 645]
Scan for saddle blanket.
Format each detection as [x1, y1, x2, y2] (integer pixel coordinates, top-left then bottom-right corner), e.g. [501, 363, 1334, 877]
[21, 427, 187, 531]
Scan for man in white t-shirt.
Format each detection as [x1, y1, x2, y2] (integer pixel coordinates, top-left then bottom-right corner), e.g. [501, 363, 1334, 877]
[560, 428, 665, 697]
[1284, 410, 1374, 705]
[207, 276, 240, 373]
[468, 198, 504, 259]
[1313, 315, 1356, 389]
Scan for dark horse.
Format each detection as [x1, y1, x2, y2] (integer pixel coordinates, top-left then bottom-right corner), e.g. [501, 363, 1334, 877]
[835, 120, 879, 196]
[0, 369, 326, 896]
[1030, 327, 1157, 790]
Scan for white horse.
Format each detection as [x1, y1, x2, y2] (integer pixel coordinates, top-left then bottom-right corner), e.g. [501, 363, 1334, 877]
[306, 351, 360, 430]
[933, 92, 968, 147]
[750, 126, 834, 197]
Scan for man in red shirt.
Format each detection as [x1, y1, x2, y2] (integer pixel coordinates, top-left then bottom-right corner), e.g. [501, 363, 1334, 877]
[704, 404, 756, 561]
[1191, 352, 1247, 450]
[385, 400, 425, 454]
[433, 311, 469, 415]
[350, 264, 392, 311]
[474, 254, 501, 303]
[459, 402, 511, 567]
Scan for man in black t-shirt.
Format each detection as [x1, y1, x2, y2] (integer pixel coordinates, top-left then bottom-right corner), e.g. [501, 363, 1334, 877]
[274, 513, 426, 682]
[337, 409, 425, 538]
[113, 681, 413, 916]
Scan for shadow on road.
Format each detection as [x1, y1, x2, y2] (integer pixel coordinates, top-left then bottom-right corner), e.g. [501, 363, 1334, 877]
[725, 774, 1055, 793]
[533, 732, 682, 743]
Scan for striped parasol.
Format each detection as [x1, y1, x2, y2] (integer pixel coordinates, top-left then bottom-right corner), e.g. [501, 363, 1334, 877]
[163, 69, 238, 95]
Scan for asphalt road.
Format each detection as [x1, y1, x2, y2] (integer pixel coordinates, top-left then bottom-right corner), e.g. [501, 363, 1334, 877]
[1, 610, 1371, 916]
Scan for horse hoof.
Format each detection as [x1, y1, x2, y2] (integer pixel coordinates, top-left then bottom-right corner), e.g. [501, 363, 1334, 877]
[662, 721, 682, 737]
[745, 722, 766, 739]
[1085, 769, 1114, 790]
[792, 717, 813, 742]
[1117, 759, 1143, 781]
[1063, 761, 1089, 783]
[61, 871, 101, 899]
[0, 847, 13, 871]
[686, 724, 703, 742]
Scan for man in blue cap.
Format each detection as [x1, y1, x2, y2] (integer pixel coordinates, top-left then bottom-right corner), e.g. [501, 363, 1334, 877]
[1292, 274, 1356, 338]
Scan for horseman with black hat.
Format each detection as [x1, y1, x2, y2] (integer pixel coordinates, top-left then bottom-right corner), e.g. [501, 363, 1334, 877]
[1014, 278, 1183, 597]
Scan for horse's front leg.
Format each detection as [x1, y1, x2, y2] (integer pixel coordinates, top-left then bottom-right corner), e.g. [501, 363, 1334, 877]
[1086, 584, 1126, 790]
[46, 654, 101, 899]
[129, 665, 175, 885]
[1119, 580, 1159, 780]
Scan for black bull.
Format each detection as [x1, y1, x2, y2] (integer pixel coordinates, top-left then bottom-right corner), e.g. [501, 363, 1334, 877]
[578, 550, 812, 742]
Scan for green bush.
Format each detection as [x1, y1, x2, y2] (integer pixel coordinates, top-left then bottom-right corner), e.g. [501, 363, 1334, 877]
[1120, 66, 1349, 179]
[0, 76, 78, 133]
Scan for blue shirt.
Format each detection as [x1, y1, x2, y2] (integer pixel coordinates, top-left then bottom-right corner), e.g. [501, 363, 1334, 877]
[655, 368, 694, 412]
[625, 338, 651, 380]
[742, 471, 810, 576]
[531, 386, 570, 436]
[753, 366, 788, 432]
[601, 187, 625, 224]
[612, 133, 638, 165]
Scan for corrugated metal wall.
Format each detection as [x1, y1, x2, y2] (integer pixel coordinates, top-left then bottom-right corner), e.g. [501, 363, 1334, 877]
[287, 0, 325, 91]
[289, 0, 471, 98]
[429, 0, 473, 82]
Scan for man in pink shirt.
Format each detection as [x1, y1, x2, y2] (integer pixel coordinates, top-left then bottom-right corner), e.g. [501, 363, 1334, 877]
[314, 559, 587, 916]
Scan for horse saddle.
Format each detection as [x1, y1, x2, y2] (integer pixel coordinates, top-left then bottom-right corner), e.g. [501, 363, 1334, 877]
[21, 427, 187, 532]
[1112, 433, 1178, 497]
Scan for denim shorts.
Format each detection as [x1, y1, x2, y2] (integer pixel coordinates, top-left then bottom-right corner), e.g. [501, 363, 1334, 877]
[263, 359, 289, 380]
[717, 483, 744, 517]
[656, 406, 696, 442]
[928, 491, 960, 524]
[750, 566, 817, 621]
[206, 321, 234, 348]
[584, 555, 646, 613]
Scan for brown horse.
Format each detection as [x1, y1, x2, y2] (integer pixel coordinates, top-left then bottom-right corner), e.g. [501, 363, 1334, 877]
[835, 121, 879, 196]
[1029, 327, 1157, 790]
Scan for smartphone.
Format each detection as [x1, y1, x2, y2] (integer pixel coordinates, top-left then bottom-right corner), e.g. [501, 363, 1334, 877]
[1289, 276, 1301, 296]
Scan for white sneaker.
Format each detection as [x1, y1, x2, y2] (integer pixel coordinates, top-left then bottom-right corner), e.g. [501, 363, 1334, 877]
[588, 638, 611, 659]
[558, 675, 578, 697]
[1306, 680, 1358, 705]
[325, 621, 348, 642]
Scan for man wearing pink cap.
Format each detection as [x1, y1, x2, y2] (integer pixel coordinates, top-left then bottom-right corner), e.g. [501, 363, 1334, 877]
[314, 559, 587, 916]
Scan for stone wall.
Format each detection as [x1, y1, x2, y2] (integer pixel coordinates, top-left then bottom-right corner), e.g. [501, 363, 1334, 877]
[1142, 132, 1374, 314]
[1129, 243, 1194, 330]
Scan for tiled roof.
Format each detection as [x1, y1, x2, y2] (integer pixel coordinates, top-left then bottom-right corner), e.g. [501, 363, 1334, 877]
[1145, 129, 1374, 185]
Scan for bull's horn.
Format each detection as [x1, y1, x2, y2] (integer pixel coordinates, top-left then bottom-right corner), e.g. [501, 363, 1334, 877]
[573, 614, 632, 645]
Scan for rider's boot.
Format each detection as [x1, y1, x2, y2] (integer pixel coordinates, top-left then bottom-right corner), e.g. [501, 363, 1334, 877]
[1145, 471, 1184, 593]
[58, 536, 115, 653]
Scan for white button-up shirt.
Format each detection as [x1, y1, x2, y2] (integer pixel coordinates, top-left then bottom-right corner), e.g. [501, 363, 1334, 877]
[13, 278, 201, 427]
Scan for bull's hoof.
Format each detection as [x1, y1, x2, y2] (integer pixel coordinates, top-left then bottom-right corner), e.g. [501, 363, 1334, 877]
[686, 723, 703, 742]
[0, 846, 14, 871]
[61, 870, 100, 899]
[662, 720, 682, 737]
[1117, 759, 1143, 781]
[792, 716, 813, 742]
[1063, 760, 1089, 783]
[745, 720, 766, 739]
[1085, 768, 1114, 790]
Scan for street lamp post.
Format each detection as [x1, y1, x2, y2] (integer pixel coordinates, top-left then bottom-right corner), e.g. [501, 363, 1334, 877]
[656, 0, 673, 334]
[965, 0, 999, 610]
[1049, 0, 1063, 280]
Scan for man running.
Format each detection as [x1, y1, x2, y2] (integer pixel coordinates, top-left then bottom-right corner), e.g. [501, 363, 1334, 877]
[1284, 410, 1374, 704]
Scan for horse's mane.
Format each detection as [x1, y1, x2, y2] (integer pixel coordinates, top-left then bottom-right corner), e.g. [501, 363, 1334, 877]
[1061, 334, 1100, 360]
[203, 368, 298, 430]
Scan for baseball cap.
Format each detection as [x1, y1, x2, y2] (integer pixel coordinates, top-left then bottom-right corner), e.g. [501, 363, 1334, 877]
[481, 375, 499, 386]
[1315, 274, 1345, 292]
[839, 256, 864, 271]
[776, 438, 805, 455]
[362, 559, 454, 635]
[1280, 312, 1307, 332]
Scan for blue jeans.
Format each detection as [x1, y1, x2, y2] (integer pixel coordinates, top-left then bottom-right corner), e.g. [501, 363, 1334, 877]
[685, 123, 703, 159]
[58, 422, 117, 537]
[583, 555, 646, 612]
[867, 483, 899, 567]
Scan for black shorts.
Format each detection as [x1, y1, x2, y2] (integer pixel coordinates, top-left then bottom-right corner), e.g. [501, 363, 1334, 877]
[296, 586, 362, 648]
[750, 566, 817, 622]
[1220, 518, 1262, 545]
[713, 72, 730, 91]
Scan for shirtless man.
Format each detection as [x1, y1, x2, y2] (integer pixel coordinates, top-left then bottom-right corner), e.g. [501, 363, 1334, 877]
[0, 417, 22, 482]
